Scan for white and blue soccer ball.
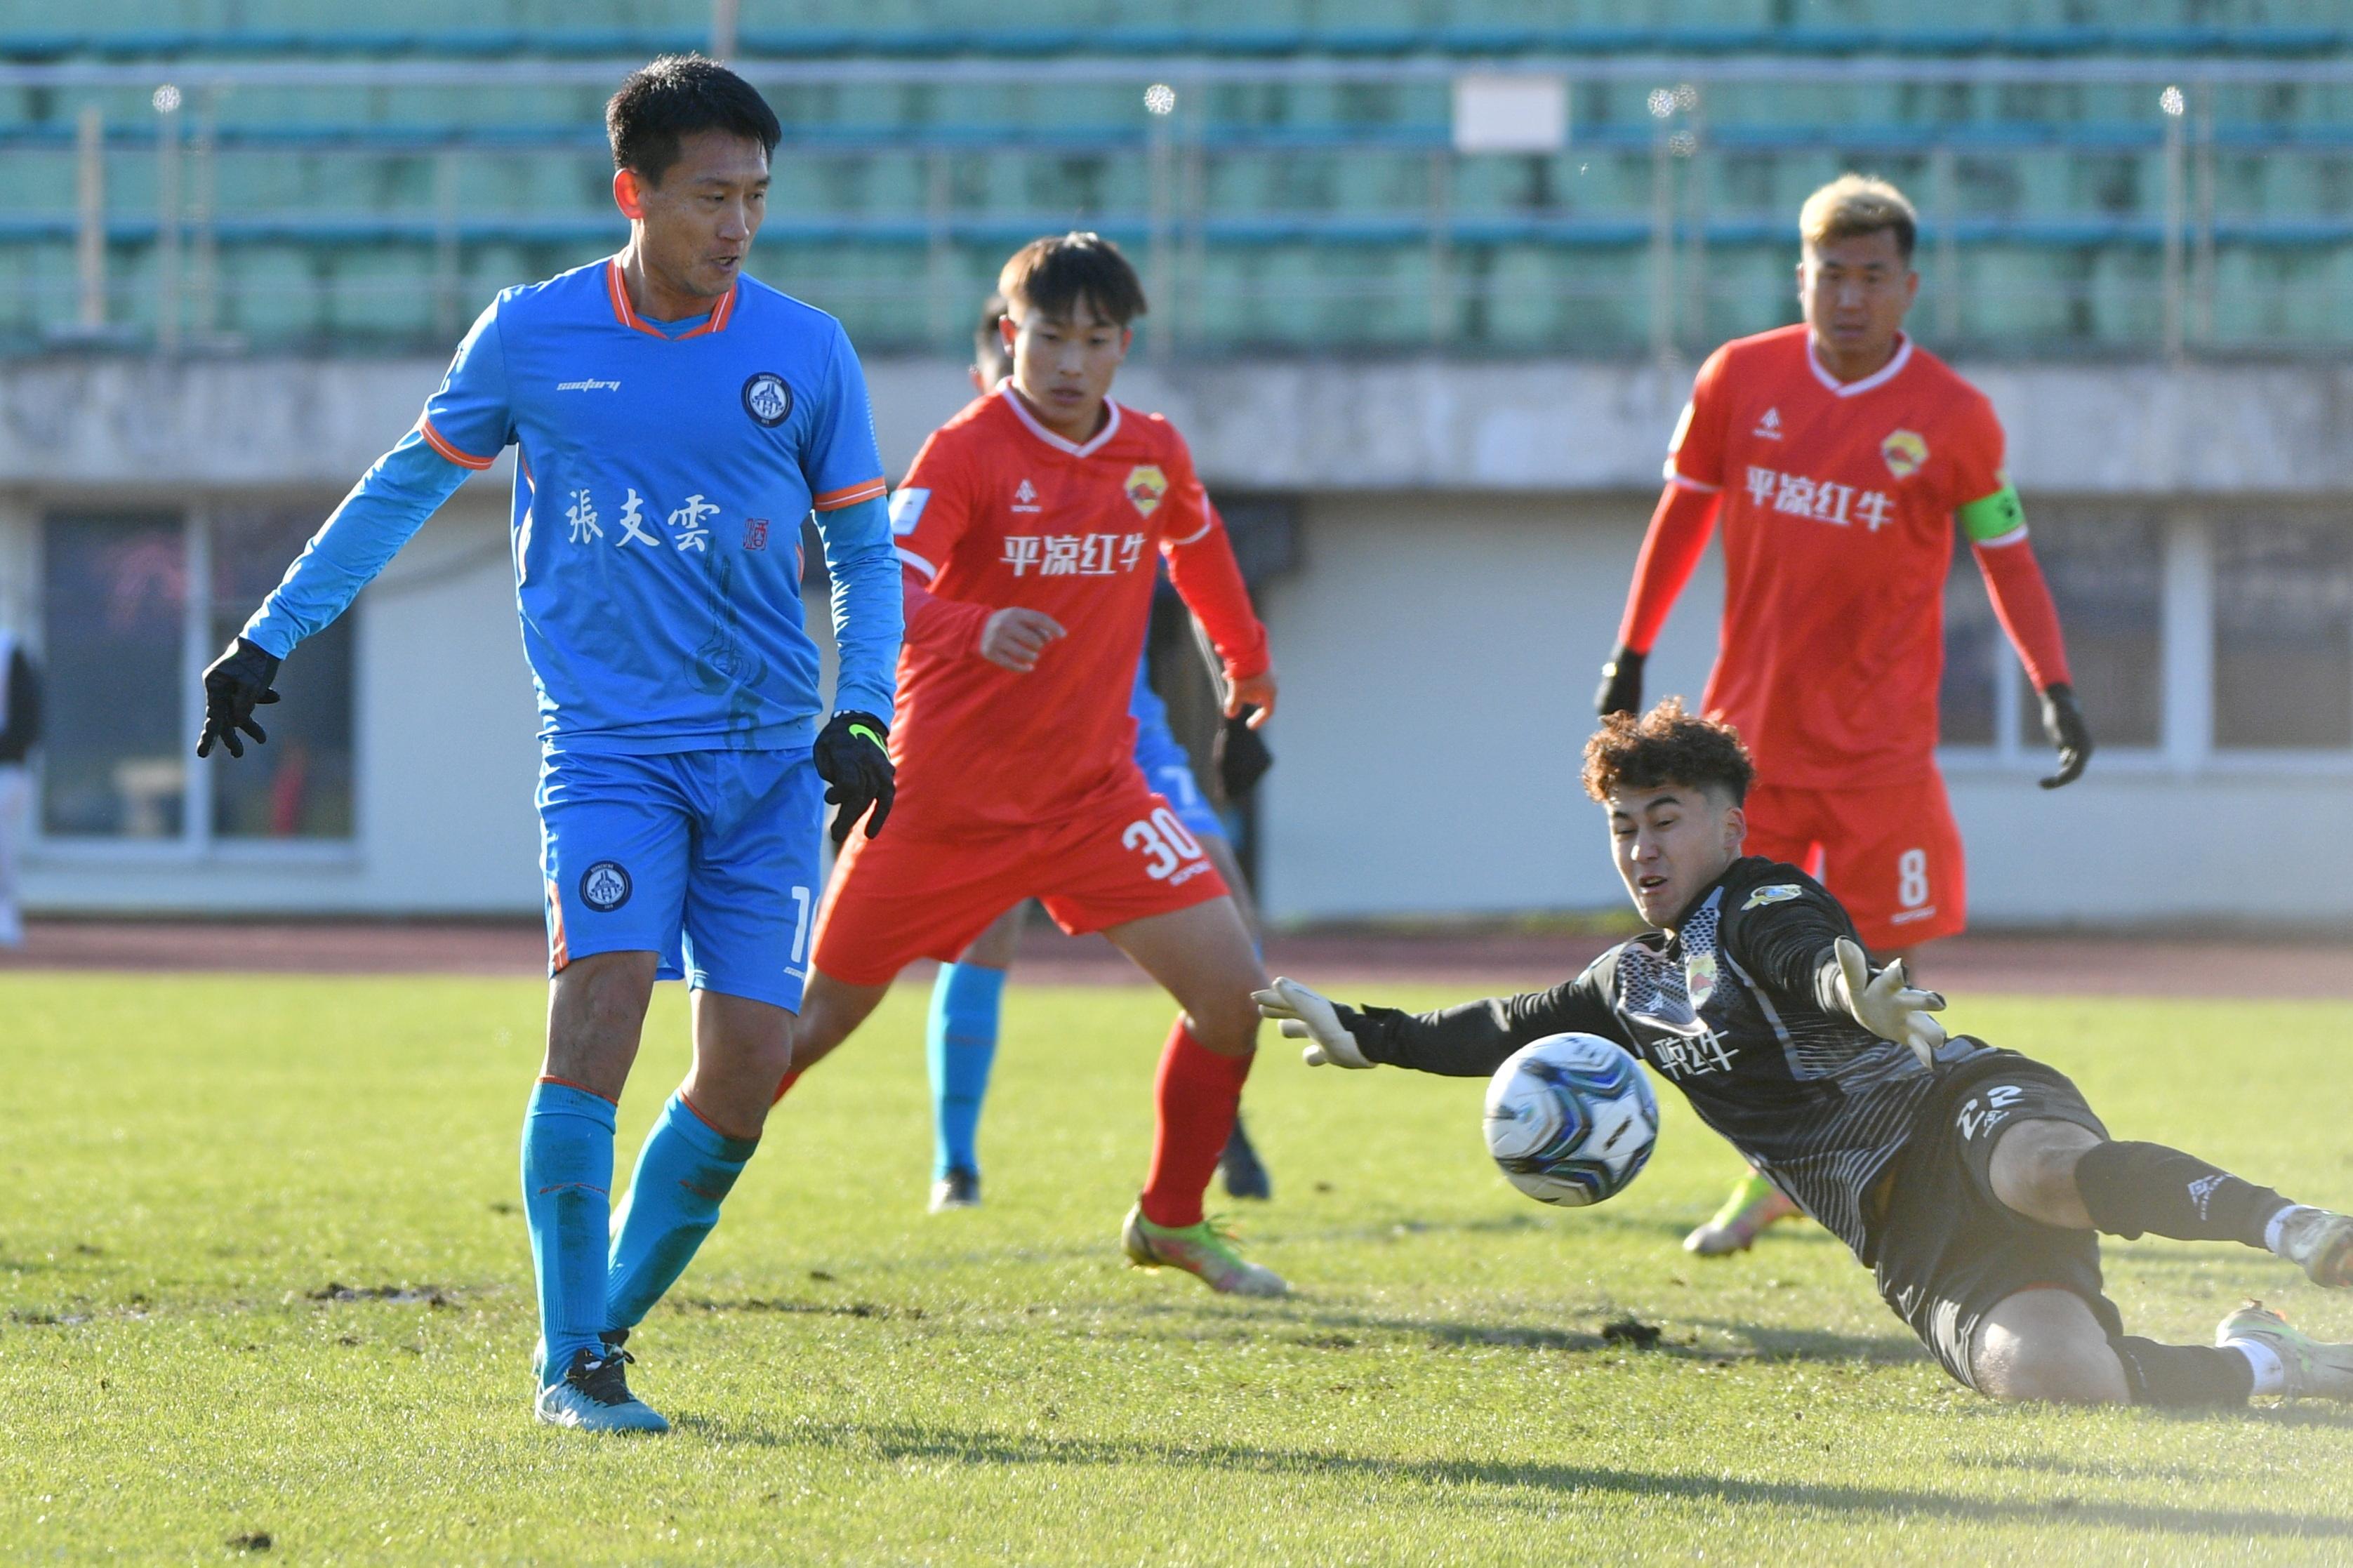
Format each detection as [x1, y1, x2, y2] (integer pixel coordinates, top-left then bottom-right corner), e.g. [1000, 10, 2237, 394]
[1483, 1033, 1659, 1207]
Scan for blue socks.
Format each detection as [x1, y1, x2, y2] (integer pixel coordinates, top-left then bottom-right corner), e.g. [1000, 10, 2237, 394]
[927, 962, 1007, 1180]
[519, 1079, 617, 1386]
[605, 1093, 759, 1333]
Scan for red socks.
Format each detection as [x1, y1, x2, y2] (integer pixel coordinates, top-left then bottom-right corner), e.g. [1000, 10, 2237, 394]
[769, 1065, 805, 1105]
[1140, 1021, 1253, 1228]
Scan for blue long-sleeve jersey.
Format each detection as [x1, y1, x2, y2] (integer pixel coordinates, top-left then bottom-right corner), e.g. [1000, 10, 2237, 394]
[244, 258, 901, 753]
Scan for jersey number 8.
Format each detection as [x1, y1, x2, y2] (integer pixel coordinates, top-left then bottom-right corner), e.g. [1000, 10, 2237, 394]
[1125, 806, 1205, 881]
[1897, 848, 1930, 910]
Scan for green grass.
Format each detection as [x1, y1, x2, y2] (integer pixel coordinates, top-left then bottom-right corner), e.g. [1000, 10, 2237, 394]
[2, 974, 2350, 1565]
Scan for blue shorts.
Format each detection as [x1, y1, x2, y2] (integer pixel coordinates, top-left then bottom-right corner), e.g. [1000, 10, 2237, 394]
[538, 747, 825, 1012]
[1129, 659, 1227, 846]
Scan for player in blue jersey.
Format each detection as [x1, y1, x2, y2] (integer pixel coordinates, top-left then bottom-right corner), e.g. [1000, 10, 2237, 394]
[193, 58, 903, 1434]
[922, 300, 1271, 1212]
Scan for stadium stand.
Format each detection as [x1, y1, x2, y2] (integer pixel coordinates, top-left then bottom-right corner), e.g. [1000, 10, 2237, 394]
[2, 1, 2349, 354]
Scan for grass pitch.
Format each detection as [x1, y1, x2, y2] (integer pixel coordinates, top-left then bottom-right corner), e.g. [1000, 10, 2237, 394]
[2, 972, 2351, 1565]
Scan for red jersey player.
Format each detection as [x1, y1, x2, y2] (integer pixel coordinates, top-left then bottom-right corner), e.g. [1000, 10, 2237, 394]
[1593, 175, 2093, 1255]
[779, 233, 1288, 1295]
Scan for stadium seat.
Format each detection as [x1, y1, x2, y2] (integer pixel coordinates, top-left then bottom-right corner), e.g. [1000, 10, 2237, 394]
[1, 6, 2351, 354]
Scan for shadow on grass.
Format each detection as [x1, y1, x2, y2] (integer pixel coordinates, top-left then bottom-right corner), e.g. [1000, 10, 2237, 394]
[1276, 1211, 1845, 1250]
[677, 1418, 2353, 1539]
[672, 1284, 1927, 1368]
[1673, 1315, 1928, 1364]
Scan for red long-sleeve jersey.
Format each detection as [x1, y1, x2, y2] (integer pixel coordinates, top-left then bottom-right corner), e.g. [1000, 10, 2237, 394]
[1616, 325, 2072, 789]
[886, 385, 1268, 832]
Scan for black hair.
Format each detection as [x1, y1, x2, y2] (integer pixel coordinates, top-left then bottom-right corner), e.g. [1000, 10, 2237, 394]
[997, 232, 1148, 326]
[606, 55, 781, 185]
[974, 293, 1011, 374]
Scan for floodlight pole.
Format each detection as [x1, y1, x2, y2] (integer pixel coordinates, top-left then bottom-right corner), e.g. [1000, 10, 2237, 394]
[156, 87, 183, 353]
[74, 105, 104, 329]
[1649, 114, 1674, 366]
[2161, 86, 2186, 364]
[1931, 145, 1961, 342]
[710, 0, 739, 60]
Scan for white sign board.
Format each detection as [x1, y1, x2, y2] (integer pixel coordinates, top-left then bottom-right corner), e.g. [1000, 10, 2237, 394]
[1452, 74, 1569, 154]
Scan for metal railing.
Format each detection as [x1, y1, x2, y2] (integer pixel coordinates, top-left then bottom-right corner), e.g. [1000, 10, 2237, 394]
[4, 52, 2352, 359]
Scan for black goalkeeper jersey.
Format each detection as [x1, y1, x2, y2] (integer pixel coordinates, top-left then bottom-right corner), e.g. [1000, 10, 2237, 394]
[1338, 856, 1989, 1263]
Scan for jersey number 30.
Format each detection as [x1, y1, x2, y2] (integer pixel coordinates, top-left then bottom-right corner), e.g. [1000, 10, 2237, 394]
[1124, 807, 1205, 881]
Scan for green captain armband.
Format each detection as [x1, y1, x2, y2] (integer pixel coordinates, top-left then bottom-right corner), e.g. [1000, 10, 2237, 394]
[1957, 484, 2027, 545]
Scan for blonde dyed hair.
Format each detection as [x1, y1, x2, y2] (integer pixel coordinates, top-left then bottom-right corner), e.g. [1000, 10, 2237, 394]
[1800, 173, 1917, 261]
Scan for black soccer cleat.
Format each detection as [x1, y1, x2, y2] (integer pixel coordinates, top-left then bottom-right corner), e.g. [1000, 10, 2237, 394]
[929, 1167, 981, 1213]
[1219, 1117, 1272, 1202]
[533, 1345, 669, 1433]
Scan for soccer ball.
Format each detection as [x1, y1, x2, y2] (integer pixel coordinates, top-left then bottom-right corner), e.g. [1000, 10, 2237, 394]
[1483, 1033, 1659, 1207]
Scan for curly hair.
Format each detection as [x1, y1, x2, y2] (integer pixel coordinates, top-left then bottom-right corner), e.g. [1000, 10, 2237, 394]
[1580, 698, 1756, 804]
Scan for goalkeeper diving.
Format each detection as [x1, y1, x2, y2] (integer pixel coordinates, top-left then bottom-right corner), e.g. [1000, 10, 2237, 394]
[1258, 702, 2353, 1404]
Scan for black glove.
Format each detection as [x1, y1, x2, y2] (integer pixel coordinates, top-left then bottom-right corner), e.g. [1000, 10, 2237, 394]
[2037, 681, 2093, 790]
[814, 709, 894, 845]
[1596, 646, 1646, 717]
[196, 637, 281, 759]
[1217, 710, 1273, 800]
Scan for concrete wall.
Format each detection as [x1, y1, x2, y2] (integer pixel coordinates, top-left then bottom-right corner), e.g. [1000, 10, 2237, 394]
[7, 352, 2353, 926]
[11, 353, 2353, 498]
[1255, 491, 1724, 919]
[13, 491, 544, 915]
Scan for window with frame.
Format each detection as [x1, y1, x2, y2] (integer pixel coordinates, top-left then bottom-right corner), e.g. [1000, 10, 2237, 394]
[39, 507, 355, 844]
[2212, 513, 2353, 752]
[1940, 505, 2163, 753]
[41, 513, 187, 838]
[208, 506, 357, 839]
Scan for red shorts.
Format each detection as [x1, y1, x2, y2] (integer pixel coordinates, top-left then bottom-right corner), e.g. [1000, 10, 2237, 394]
[813, 783, 1230, 986]
[1744, 773, 1966, 952]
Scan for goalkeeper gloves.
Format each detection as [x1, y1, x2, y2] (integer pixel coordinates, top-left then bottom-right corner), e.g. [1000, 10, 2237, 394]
[1830, 937, 1947, 1069]
[2037, 682, 2093, 790]
[814, 710, 895, 846]
[1595, 646, 1645, 718]
[1252, 977, 1372, 1068]
[195, 637, 282, 759]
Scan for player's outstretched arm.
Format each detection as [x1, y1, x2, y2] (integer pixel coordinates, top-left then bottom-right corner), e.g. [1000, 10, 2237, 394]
[1253, 978, 1372, 1068]
[200, 433, 472, 759]
[1257, 970, 1623, 1078]
[1828, 937, 1947, 1068]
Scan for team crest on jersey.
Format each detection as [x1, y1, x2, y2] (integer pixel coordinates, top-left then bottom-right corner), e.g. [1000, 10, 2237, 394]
[1012, 478, 1042, 514]
[578, 861, 632, 912]
[1742, 883, 1803, 910]
[1881, 429, 1929, 479]
[1124, 465, 1168, 517]
[1684, 949, 1719, 1010]
[1753, 406, 1783, 439]
[741, 372, 793, 427]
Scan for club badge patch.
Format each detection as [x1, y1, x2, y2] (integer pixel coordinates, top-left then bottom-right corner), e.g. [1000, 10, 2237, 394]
[1881, 429, 1928, 479]
[1124, 464, 1168, 517]
[579, 861, 632, 912]
[742, 372, 793, 427]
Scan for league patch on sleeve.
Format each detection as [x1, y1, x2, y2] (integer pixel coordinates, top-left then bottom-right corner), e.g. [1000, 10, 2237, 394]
[1742, 884, 1803, 911]
[888, 488, 929, 536]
